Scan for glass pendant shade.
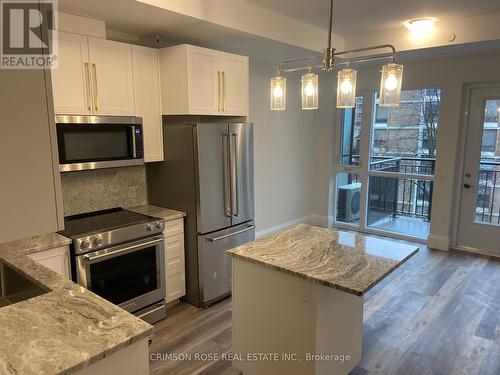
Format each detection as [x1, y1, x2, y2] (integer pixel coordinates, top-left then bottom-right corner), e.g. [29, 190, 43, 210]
[336, 68, 357, 108]
[379, 63, 404, 107]
[301, 73, 319, 110]
[270, 76, 286, 110]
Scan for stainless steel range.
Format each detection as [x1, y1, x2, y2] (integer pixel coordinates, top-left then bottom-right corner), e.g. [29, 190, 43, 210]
[59, 208, 167, 324]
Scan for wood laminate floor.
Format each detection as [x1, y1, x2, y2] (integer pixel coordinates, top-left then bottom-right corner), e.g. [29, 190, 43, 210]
[149, 246, 500, 375]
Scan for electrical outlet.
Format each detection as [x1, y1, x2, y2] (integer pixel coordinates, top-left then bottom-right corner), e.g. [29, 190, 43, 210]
[129, 186, 138, 198]
[300, 282, 312, 303]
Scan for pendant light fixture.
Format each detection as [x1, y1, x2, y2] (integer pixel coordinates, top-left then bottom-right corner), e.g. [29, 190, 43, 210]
[270, 0, 404, 110]
[301, 72, 318, 110]
[379, 63, 404, 107]
[336, 68, 357, 108]
[270, 76, 286, 110]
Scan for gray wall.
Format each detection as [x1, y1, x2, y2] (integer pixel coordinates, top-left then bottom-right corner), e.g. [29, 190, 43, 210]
[249, 59, 317, 235]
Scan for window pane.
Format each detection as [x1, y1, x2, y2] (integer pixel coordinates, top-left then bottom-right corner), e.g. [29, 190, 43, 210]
[475, 99, 500, 225]
[340, 97, 363, 166]
[370, 88, 441, 176]
[367, 176, 432, 238]
[336, 173, 361, 225]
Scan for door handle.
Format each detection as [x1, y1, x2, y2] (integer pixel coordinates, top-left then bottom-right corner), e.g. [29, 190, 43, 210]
[222, 133, 231, 217]
[463, 183, 474, 189]
[222, 71, 226, 112]
[217, 71, 221, 112]
[84, 63, 92, 111]
[229, 133, 239, 217]
[91, 63, 99, 111]
[207, 225, 255, 242]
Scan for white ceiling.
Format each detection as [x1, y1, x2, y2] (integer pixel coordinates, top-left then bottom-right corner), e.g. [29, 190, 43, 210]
[244, 0, 500, 35]
[58, 0, 317, 62]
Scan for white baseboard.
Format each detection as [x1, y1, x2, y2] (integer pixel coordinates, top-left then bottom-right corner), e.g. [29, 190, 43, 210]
[308, 214, 331, 227]
[256, 215, 331, 239]
[427, 234, 450, 250]
[255, 216, 312, 239]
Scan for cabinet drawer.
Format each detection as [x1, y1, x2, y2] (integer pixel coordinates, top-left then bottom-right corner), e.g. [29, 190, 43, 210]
[164, 218, 184, 238]
[165, 233, 184, 253]
[166, 249, 184, 269]
[28, 246, 71, 279]
[166, 273, 186, 302]
[166, 260, 184, 277]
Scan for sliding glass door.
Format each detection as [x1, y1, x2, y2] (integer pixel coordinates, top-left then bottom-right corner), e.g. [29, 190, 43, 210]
[333, 88, 441, 240]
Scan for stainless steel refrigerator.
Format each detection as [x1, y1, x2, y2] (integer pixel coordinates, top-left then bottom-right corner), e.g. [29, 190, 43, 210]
[147, 121, 255, 308]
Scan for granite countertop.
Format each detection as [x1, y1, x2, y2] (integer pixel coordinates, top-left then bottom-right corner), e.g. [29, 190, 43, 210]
[0, 237, 153, 375]
[128, 204, 186, 221]
[3, 232, 72, 256]
[228, 224, 419, 296]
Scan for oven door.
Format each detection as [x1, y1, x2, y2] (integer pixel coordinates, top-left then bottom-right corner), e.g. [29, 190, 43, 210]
[76, 235, 165, 313]
[56, 115, 144, 172]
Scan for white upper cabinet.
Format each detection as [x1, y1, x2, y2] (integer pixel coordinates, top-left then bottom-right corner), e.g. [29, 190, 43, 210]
[132, 45, 164, 162]
[51, 32, 92, 115]
[220, 52, 248, 116]
[52, 32, 135, 116]
[188, 47, 220, 115]
[160, 44, 249, 116]
[88, 37, 135, 116]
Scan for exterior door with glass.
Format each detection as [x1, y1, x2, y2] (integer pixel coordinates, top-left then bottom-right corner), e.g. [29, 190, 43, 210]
[457, 87, 500, 254]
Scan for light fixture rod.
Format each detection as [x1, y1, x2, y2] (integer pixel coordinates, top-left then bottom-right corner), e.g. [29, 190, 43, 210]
[327, 0, 334, 52]
[278, 44, 397, 74]
[333, 44, 396, 59]
[278, 54, 323, 74]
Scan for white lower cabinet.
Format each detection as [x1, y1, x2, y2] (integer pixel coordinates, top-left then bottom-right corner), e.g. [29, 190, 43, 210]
[164, 218, 186, 303]
[28, 246, 71, 279]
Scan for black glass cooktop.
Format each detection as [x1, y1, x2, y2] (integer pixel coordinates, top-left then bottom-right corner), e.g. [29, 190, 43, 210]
[59, 207, 158, 238]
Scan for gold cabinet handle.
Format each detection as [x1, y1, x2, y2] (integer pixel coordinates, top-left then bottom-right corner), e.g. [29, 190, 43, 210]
[91, 63, 99, 111]
[217, 70, 221, 112]
[222, 71, 226, 112]
[84, 63, 92, 111]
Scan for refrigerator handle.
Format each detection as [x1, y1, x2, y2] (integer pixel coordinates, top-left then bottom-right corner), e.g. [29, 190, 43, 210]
[222, 134, 232, 217]
[207, 225, 256, 242]
[230, 133, 239, 217]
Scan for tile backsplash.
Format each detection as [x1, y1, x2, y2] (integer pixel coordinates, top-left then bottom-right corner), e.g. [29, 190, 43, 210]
[61, 166, 148, 216]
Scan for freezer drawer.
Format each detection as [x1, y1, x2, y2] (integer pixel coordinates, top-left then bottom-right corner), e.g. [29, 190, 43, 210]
[198, 221, 255, 304]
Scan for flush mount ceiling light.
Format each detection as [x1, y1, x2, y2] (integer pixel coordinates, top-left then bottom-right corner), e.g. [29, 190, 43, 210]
[270, 0, 403, 110]
[405, 18, 436, 40]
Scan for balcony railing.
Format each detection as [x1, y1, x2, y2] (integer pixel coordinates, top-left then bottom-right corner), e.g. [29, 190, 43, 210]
[476, 161, 500, 225]
[340, 155, 500, 225]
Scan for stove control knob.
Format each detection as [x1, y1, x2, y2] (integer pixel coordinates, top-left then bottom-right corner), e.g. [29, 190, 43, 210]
[94, 236, 103, 246]
[146, 223, 154, 231]
[155, 221, 162, 229]
[80, 239, 91, 249]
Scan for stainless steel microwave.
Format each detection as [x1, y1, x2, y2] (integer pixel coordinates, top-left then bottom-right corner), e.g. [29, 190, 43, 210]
[56, 115, 144, 172]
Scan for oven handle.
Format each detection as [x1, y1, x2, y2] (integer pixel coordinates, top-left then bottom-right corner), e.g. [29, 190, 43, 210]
[83, 237, 163, 263]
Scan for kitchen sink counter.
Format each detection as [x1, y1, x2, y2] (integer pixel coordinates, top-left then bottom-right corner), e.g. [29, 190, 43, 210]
[128, 204, 186, 221]
[0, 238, 153, 375]
[4, 232, 72, 256]
[229, 223, 419, 296]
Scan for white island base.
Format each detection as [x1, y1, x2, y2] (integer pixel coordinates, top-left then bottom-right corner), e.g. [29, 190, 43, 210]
[232, 257, 363, 375]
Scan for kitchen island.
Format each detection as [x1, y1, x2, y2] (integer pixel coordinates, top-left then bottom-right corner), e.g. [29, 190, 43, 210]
[228, 224, 419, 375]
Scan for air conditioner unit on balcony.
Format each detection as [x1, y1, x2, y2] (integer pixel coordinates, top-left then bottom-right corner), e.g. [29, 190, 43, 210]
[337, 183, 361, 222]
